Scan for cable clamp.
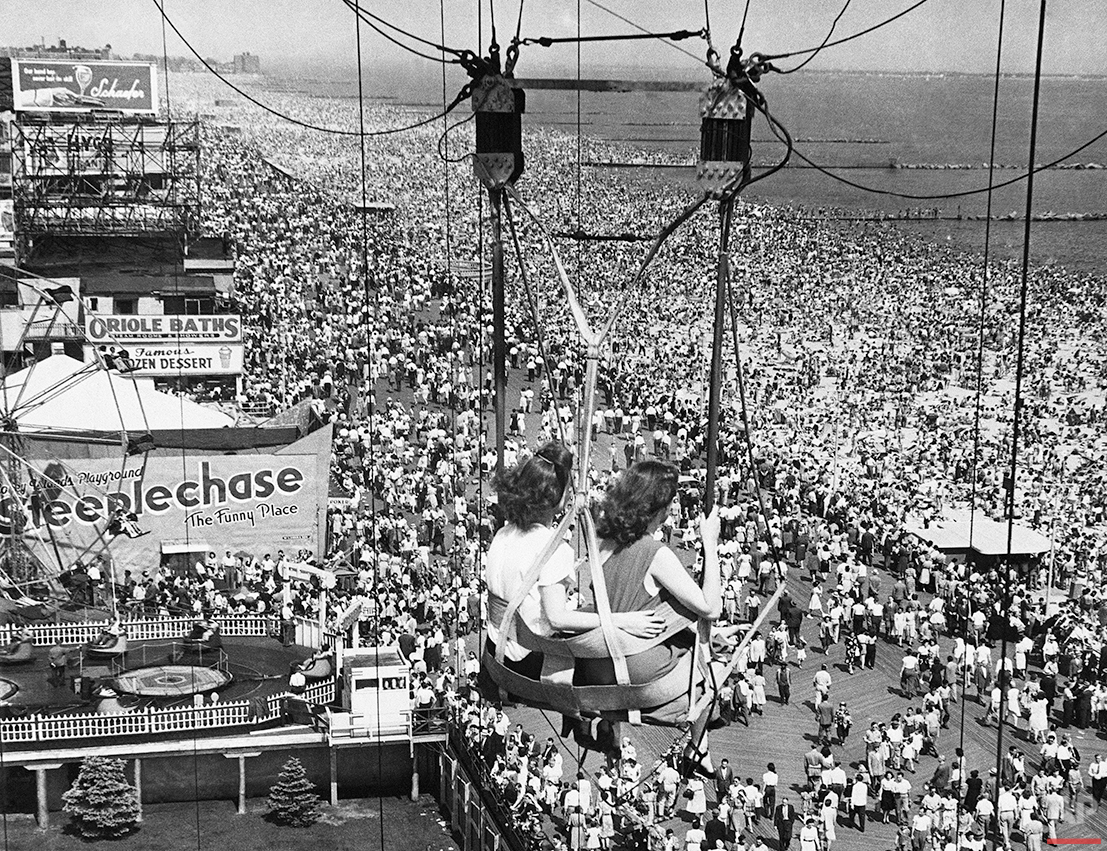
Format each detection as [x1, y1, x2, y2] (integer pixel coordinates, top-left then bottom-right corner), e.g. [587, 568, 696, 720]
[505, 39, 521, 75]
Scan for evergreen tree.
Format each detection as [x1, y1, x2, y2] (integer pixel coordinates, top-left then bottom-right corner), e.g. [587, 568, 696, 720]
[267, 757, 323, 827]
[62, 756, 141, 839]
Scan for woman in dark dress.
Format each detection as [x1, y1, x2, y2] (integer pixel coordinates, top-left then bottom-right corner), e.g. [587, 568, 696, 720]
[575, 460, 723, 774]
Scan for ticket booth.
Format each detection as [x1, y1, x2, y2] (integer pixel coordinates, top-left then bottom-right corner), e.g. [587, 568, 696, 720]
[327, 648, 410, 738]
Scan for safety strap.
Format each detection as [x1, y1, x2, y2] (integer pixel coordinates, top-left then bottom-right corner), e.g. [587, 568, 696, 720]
[481, 642, 695, 717]
[687, 581, 788, 724]
[486, 592, 693, 659]
[493, 507, 577, 703]
[491, 184, 742, 725]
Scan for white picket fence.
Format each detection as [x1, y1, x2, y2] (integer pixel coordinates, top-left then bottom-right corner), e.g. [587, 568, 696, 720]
[0, 615, 284, 647]
[0, 678, 336, 745]
[0, 614, 333, 745]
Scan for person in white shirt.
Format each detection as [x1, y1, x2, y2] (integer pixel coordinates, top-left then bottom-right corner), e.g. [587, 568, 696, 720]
[849, 774, 868, 831]
[798, 817, 821, 851]
[483, 442, 665, 684]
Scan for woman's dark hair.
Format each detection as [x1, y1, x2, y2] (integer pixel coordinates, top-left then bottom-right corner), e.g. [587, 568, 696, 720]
[492, 441, 573, 529]
[593, 460, 679, 549]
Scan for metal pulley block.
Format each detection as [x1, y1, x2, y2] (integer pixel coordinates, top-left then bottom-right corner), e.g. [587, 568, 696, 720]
[472, 73, 525, 189]
[697, 76, 753, 200]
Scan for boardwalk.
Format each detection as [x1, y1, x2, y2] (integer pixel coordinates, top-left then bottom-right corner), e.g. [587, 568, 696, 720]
[422, 296, 1107, 848]
[490, 561, 1107, 850]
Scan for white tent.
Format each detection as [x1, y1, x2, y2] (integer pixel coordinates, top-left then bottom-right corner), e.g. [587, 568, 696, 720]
[906, 513, 1051, 557]
[0, 355, 234, 433]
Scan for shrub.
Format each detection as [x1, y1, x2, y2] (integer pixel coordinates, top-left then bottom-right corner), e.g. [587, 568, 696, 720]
[267, 757, 323, 827]
[62, 756, 141, 839]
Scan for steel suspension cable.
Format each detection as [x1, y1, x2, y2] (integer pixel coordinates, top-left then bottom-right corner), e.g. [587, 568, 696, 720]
[501, 195, 569, 449]
[351, 5, 389, 849]
[959, 0, 1005, 833]
[994, 0, 1047, 828]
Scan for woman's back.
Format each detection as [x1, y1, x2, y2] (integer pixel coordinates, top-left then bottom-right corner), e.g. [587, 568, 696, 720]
[485, 523, 574, 661]
[575, 535, 692, 690]
[603, 537, 665, 613]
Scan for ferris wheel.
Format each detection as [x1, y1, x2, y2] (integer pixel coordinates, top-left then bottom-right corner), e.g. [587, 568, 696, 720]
[0, 266, 156, 623]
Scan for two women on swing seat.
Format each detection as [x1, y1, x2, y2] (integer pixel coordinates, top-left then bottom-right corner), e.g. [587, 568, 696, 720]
[482, 440, 725, 778]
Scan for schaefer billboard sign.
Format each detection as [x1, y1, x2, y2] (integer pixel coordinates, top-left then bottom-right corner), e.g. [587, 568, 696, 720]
[12, 59, 158, 114]
[12, 452, 325, 578]
[85, 315, 242, 343]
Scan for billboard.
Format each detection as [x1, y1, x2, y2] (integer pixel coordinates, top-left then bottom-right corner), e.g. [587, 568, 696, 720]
[84, 314, 244, 376]
[11, 59, 158, 114]
[14, 438, 329, 578]
[19, 123, 174, 176]
[85, 314, 242, 343]
[112, 341, 244, 376]
[0, 200, 13, 257]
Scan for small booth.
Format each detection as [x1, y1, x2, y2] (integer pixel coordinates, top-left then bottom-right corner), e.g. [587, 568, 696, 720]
[326, 648, 410, 739]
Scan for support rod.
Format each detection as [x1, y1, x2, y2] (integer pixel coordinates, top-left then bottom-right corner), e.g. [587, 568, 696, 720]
[703, 200, 733, 514]
[490, 188, 507, 477]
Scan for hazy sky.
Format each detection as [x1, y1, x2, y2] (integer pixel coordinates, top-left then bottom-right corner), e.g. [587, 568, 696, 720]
[2, 0, 1103, 79]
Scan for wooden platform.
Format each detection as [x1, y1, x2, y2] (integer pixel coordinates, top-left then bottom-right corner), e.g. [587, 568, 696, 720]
[494, 565, 1107, 849]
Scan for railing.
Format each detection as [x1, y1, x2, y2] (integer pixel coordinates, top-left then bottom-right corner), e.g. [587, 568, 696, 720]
[411, 705, 449, 735]
[0, 677, 337, 746]
[239, 401, 276, 419]
[439, 737, 526, 851]
[443, 721, 542, 851]
[0, 615, 279, 647]
[301, 678, 336, 706]
[294, 617, 324, 650]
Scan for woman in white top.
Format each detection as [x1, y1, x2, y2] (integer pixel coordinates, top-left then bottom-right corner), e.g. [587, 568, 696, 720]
[483, 442, 664, 684]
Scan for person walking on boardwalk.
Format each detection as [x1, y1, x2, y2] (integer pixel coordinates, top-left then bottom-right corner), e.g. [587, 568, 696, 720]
[777, 663, 792, 705]
[798, 816, 821, 851]
[775, 795, 797, 849]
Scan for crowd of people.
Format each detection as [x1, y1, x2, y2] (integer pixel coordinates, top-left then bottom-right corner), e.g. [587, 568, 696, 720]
[67, 70, 1107, 850]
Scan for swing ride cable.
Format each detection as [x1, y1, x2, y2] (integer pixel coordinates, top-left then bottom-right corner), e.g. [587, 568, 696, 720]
[474, 2, 490, 836]
[685, 198, 805, 728]
[957, 1, 1005, 834]
[440, 0, 459, 440]
[744, 98, 793, 189]
[520, 29, 705, 47]
[574, 0, 585, 472]
[153, 4, 204, 843]
[777, 128, 1107, 202]
[501, 196, 570, 449]
[438, 114, 475, 165]
[736, 0, 753, 54]
[351, 6, 389, 849]
[338, 0, 466, 63]
[994, 0, 1047, 826]
[684, 184, 803, 742]
[595, 194, 709, 343]
[151, 0, 469, 137]
[580, 0, 715, 70]
[775, 0, 853, 74]
[757, 0, 933, 62]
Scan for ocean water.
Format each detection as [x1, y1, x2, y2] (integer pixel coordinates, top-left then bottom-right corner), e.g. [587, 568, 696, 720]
[519, 73, 1107, 274]
[281, 71, 1107, 274]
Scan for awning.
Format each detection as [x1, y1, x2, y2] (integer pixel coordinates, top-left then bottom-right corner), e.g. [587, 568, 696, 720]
[160, 540, 211, 555]
[907, 514, 1051, 556]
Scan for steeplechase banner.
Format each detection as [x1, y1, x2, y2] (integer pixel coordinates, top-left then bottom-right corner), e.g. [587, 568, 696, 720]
[13, 426, 332, 579]
[11, 59, 158, 115]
